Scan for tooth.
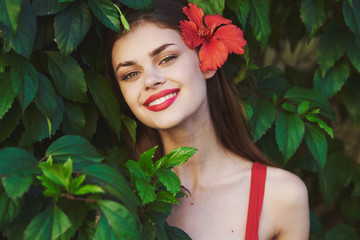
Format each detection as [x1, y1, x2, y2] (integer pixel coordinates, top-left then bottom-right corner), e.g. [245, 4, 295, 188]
[147, 92, 177, 107]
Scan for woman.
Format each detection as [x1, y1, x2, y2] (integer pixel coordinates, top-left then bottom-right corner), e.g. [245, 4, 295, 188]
[106, 1, 309, 239]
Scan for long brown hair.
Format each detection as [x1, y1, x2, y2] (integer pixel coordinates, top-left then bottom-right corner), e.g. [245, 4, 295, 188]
[105, 0, 270, 165]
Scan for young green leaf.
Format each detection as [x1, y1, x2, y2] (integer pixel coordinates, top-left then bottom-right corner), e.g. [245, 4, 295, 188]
[297, 101, 310, 115]
[305, 114, 334, 138]
[69, 174, 86, 192]
[135, 178, 156, 205]
[39, 157, 72, 191]
[139, 146, 158, 176]
[156, 169, 181, 195]
[37, 175, 62, 198]
[155, 147, 197, 170]
[156, 191, 179, 205]
[72, 184, 105, 195]
[304, 123, 327, 169]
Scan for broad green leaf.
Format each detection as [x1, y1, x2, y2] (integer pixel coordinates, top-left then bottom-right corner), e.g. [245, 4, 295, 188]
[347, 36, 360, 72]
[135, 178, 156, 205]
[126, 160, 147, 181]
[282, 102, 297, 113]
[19, 104, 49, 146]
[189, 0, 225, 15]
[325, 224, 359, 240]
[248, 0, 271, 50]
[72, 184, 105, 195]
[155, 147, 197, 170]
[51, 96, 64, 135]
[306, 114, 333, 138]
[343, 0, 360, 37]
[45, 135, 104, 169]
[0, 189, 22, 225]
[95, 200, 140, 240]
[85, 73, 123, 139]
[248, 97, 276, 142]
[275, 112, 305, 162]
[47, 51, 87, 102]
[121, 116, 137, 144]
[62, 100, 85, 135]
[69, 174, 86, 192]
[139, 146, 158, 176]
[0, 0, 23, 32]
[256, 76, 290, 100]
[32, 0, 67, 16]
[317, 23, 348, 77]
[156, 191, 178, 205]
[9, 54, 39, 112]
[24, 205, 72, 240]
[34, 72, 57, 119]
[0, 72, 16, 119]
[54, 1, 91, 55]
[300, 0, 326, 39]
[2, 173, 32, 199]
[284, 87, 335, 119]
[297, 101, 310, 115]
[82, 164, 139, 214]
[156, 169, 181, 195]
[88, 0, 121, 32]
[82, 103, 99, 140]
[0, 147, 37, 176]
[39, 157, 72, 190]
[165, 225, 192, 240]
[0, 0, 36, 58]
[0, 101, 22, 143]
[342, 74, 360, 125]
[118, 0, 153, 11]
[310, 211, 324, 240]
[305, 123, 327, 169]
[226, 0, 249, 28]
[314, 60, 350, 98]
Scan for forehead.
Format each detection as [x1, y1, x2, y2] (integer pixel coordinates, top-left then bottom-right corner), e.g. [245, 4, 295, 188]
[112, 23, 185, 63]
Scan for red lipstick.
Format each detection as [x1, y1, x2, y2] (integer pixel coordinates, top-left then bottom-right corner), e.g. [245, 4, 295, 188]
[143, 88, 180, 112]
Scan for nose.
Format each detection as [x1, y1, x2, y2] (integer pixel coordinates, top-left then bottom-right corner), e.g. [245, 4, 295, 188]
[143, 67, 166, 90]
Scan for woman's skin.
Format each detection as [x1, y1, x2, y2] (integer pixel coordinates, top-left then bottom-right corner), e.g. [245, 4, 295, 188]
[112, 23, 310, 240]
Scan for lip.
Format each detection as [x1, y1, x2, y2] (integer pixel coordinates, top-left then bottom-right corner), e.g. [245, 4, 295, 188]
[143, 88, 180, 112]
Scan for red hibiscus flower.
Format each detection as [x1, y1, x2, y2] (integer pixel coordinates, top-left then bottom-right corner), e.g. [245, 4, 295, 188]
[179, 3, 247, 72]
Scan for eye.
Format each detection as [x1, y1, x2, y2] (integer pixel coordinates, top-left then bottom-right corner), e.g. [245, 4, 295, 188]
[159, 55, 178, 66]
[122, 71, 140, 81]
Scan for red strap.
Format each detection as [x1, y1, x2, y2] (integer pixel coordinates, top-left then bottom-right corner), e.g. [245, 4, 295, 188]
[245, 162, 267, 240]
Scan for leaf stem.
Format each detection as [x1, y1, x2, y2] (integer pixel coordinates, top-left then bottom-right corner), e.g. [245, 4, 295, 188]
[62, 194, 98, 203]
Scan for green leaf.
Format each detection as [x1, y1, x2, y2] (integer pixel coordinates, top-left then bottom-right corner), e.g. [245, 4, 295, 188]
[0, 0, 37, 58]
[165, 225, 192, 240]
[325, 224, 359, 240]
[156, 169, 181, 195]
[118, 0, 153, 11]
[9, 54, 39, 112]
[24, 205, 72, 240]
[0, 0, 23, 32]
[39, 157, 72, 190]
[19, 104, 50, 147]
[54, 1, 91, 55]
[95, 200, 140, 240]
[188, 0, 225, 15]
[343, 0, 360, 37]
[353, 180, 360, 197]
[306, 114, 333, 138]
[62, 100, 85, 135]
[342, 74, 360, 125]
[0, 72, 16, 119]
[0, 147, 38, 176]
[284, 87, 335, 119]
[32, 0, 68, 16]
[314, 60, 350, 98]
[0, 101, 22, 143]
[226, 0, 249, 28]
[72, 184, 105, 195]
[37, 175, 62, 197]
[297, 101, 310, 115]
[2, 173, 32, 199]
[275, 112, 305, 162]
[317, 23, 348, 77]
[310, 211, 324, 240]
[156, 191, 178, 205]
[51, 96, 64, 135]
[85, 73, 123, 139]
[126, 160, 147, 181]
[347, 36, 360, 72]
[248, 97, 276, 142]
[300, 0, 326, 39]
[45, 135, 104, 169]
[82, 164, 139, 215]
[304, 123, 327, 169]
[34, 73, 57, 119]
[69, 174, 86, 192]
[282, 102, 297, 113]
[47, 51, 87, 102]
[248, 0, 271, 50]
[121, 116, 137, 144]
[139, 146, 158, 176]
[88, 0, 121, 32]
[135, 178, 156, 205]
[155, 147, 197, 170]
[0, 189, 22, 225]
[82, 103, 99, 140]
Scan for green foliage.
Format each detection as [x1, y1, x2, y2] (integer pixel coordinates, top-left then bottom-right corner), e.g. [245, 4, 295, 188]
[0, 0, 359, 239]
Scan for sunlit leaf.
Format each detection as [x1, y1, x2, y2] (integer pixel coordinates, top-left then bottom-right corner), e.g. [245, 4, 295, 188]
[156, 169, 181, 195]
[189, 0, 225, 15]
[156, 191, 178, 205]
[72, 184, 105, 195]
[306, 114, 334, 138]
[139, 146, 157, 176]
[155, 147, 197, 170]
[135, 178, 156, 205]
[88, 0, 121, 32]
[226, 0, 249, 28]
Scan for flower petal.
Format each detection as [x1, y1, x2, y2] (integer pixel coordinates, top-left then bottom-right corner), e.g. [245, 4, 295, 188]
[214, 24, 246, 54]
[183, 3, 204, 28]
[199, 38, 228, 72]
[204, 14, 232, 34]
[180, 20, 203, 48]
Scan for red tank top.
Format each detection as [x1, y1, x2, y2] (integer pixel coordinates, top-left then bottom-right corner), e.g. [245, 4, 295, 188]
[244, 162, 267, 240]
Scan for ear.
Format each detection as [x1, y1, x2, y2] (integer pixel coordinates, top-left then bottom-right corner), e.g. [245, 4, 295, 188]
[204, 69, 216, 79]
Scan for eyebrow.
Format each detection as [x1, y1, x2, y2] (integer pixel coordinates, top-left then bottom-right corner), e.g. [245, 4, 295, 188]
[115, 43, 176, 74]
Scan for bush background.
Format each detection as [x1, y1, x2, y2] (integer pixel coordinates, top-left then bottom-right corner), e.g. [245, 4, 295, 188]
[0, 0, 359, 239]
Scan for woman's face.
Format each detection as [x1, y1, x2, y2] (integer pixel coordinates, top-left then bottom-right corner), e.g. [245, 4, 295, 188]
[111, 23, 215, 130]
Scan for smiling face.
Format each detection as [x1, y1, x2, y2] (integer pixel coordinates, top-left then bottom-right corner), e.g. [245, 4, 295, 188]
[111, 23, 215, 130]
